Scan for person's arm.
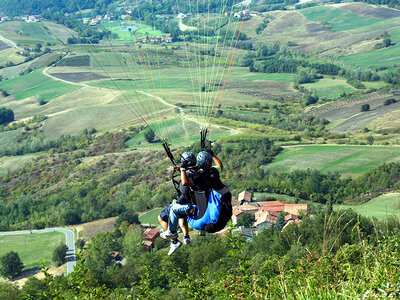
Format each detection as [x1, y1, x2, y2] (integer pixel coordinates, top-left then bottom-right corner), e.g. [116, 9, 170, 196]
[212, 155, 223, 171]
[181, 169, 195, 186]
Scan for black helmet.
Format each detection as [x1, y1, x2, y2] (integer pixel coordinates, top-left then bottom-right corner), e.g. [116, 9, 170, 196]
[181, 151, 196, 167]
[197, 151, 212, 170]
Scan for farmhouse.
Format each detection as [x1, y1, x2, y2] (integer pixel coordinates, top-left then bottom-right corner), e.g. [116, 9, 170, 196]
[142, 228, 160, 252]
[238, 190, 252, 204]
[27, 15, 41, 22]
[90, 18, 101, 26]
[231, 191, 308, 233]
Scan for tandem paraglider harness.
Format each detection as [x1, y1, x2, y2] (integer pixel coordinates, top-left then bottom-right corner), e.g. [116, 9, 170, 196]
[162, 130, 232, 234]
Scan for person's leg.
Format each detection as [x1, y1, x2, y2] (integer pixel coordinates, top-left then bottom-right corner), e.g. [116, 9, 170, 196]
[158, 215, 168, 231]
[179, 218, 189, 236]
[179, 218, 190, 245]
[167, 203, 190, 233]
[159, 205, 171, 231]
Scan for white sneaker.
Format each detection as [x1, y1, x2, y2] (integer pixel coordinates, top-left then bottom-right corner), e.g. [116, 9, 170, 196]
[183, 237, 190, 245]
[168, 241, 182, 255]
[160, 230, 178, 239]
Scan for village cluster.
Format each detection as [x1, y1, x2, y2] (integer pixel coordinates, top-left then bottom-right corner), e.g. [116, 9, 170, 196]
[0, 15, 41, 22]
[142, 191, 307, 252]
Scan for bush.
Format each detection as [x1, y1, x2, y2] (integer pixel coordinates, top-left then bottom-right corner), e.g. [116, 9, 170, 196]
[144, 128, 155, 143]
[360, 104, 370, 112]
[384, 98, 397, 106]
[0, 107, 14, 125]
[0, 251, 24, 279]
[52, 244, 68, 266]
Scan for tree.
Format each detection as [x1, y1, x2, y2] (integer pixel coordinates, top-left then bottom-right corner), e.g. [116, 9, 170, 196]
[75, 239, 85, 250]
[53, 244, 68, 266]
[0, 251, 24, 279]
[237, 213, 255, 228]
[275, 213, 286, 231]
[383, 38, 392, 47]
[360, 104, 370, 112]
[85, 232, 118, 273]
[122, 227, 144, 260]
[21, 276, 46, 296]
[144, 128, 155, 143]
[0, 282, 21, 299]
[366, 136, 374, 145]
[0, 107, 14, 125]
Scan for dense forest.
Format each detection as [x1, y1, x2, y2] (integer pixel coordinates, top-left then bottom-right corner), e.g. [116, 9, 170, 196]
[1, 129, 400, 231]
[2, 208, 400, 298]
[0, 0, 114, 16]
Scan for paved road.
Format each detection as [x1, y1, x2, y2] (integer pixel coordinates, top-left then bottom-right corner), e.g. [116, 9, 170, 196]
[0, 228, 76, 274]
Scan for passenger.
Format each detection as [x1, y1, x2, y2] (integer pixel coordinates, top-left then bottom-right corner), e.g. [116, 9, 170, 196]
[159, 151, 199, 255]
[193, 150, 232, 234]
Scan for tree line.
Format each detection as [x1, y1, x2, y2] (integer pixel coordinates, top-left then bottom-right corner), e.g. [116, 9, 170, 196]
[2, 208, 400, 298]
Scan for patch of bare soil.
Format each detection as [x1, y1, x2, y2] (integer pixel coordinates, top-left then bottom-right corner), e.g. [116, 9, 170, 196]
[50, 72, 107, 82]
[236, 88, 302, 100]
[309, 93, 400, 132]
[364, 7, 400, 19]
[306, 23, 328, 33]
[69, 217, 117, 240]
[341, 3, 373, 15]
[341, 3, 400, 19]
[0, 40, 11, 51]
[6, 265, 66, 289]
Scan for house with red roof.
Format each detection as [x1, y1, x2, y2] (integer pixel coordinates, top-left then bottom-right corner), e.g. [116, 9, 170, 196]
[142, 228, 159, 243]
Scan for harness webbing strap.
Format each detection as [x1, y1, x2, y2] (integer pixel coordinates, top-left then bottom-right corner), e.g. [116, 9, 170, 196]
[162, 141, 177, 166]
[200, 128, 208, 150]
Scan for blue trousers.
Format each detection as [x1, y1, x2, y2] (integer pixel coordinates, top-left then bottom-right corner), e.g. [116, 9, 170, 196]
[168, 203, 190, 232]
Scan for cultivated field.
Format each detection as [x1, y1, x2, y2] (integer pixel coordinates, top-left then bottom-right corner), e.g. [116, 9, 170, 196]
[306, 92, 400, 132]
[334, 193, 400, 219]
[266, 145, 400, 177]
[0, 232, 65, 270]
[241, 3, 400, 66]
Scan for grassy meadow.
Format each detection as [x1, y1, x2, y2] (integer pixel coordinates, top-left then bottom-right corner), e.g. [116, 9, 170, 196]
[100, 21, 165, 40]
[301, 77, 356, 99]
[125, 117, 231, 149]
[0, 232, 65, 270]
[300, 6, 384, 32]
[0, 22, 58, 46]
[266, 145, 400, 177]
[139, 207, 164, 226]
[0, 69, 80, 102]
[334, 193, 400, 219]
[0, 48, 26, 66]
[0, 154, 38, 175]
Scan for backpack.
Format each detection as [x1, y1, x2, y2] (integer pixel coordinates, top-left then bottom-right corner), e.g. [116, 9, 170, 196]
[187, 186, 232, 233]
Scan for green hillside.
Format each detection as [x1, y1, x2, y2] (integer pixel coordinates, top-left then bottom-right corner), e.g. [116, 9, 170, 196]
[334, 193, 400, 219]
[266, 145, 400, 177]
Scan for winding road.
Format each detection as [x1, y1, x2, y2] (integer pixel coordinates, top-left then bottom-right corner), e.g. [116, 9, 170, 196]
[0, 228, 76, 275]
